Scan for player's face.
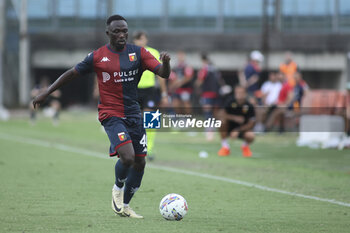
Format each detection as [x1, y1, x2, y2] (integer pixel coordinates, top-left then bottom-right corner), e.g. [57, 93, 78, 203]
[234, 87, 246, 103]
[106, 20, 128, 49]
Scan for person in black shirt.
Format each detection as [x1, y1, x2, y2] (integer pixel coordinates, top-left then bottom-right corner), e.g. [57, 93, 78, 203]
[218, 86, 255, 157]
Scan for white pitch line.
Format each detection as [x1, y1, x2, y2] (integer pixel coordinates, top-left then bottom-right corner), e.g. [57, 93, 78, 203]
[0, 132, 350, 208]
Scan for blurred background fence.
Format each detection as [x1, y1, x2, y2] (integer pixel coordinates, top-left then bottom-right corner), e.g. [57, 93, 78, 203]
[1, 0, 350, 107]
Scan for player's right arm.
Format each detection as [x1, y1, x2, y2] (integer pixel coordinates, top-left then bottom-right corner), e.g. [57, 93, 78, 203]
[32, 68, 79, 109]
[33, 52, 94, 109]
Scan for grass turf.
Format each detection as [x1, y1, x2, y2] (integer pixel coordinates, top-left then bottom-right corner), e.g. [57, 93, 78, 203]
[0, 111, 349, 233]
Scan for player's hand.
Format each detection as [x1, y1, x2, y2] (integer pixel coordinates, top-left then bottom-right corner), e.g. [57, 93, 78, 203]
[160, 52, 171, 64]
[32, 91, 49, 109]
[230, 131, 239, 138]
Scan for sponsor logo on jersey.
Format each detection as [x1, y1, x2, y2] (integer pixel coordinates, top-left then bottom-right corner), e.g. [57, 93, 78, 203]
[128, 53, 137, 62]
[118, 132, 126, 141]
[102, 72, 111, 83]
[100, 57, 110, 62]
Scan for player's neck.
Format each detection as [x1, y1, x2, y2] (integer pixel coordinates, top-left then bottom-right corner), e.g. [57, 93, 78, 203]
[109, 43, 125, 52]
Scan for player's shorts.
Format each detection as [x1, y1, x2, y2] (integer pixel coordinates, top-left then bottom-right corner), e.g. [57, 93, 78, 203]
[200, 97, 218, 106]
[138, 87, 157, 110]
[102, 116, 147, 157]
[173, 91, 192, 102]
[227, 120, 246, 139]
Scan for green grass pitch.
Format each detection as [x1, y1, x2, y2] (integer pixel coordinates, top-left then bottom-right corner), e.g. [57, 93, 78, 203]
[0, 111, 349, 233]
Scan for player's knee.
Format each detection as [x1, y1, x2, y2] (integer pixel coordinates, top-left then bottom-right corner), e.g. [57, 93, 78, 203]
[134, 157, 146, 171]
[245, 132, 255, 143]
[120, 155, 134, 167]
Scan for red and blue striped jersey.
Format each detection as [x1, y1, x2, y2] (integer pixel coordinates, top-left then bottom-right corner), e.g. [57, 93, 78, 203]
[75, 44, 161, 122]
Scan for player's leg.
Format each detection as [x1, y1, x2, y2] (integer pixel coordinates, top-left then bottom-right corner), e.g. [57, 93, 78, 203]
[218, 119, 231, 156]
[240, 131, 255, 157]
[121, 118, 147, 218]
[201, 98, 215, 141]
[102, 117, 134, 215]
[51, 99, 61, 126]
[111, 143, 135, 215]
[29, 101, 36, 124]
[122, 156, 145, 218]
[142, 87, 156, 159]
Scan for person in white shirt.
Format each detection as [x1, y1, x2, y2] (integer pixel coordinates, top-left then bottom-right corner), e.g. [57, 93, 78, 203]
[261, 71, 283, 131]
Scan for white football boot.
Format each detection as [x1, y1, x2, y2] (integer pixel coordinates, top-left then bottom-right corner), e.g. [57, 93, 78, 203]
[111, 188, 124, 215]
[123, 206, 144, 219]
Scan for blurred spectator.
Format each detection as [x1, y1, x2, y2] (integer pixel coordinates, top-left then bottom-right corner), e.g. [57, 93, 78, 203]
[259, 71, 282, 131]
[217, 86, 255, 157]
[261, 71, 283, 107]
[29, 76, 61, 125]
[239, 50, 264, 105]
[279, 51, 298, 87]
[265, 72, 308, 132]
[169, 51, 194, 115]
[195, 53, 220, 141]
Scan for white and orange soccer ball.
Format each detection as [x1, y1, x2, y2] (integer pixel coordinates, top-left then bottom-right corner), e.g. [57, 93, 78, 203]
[159, 193, 188, 221]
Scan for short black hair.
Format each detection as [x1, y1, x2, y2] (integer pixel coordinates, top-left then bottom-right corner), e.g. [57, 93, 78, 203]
[133, 30, 147, 40]
[106, 15, 127, 26]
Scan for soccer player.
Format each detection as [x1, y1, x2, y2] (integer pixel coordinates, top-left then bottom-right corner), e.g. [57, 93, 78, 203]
[32, 15, 171, 218]
[29, 76, 61, 126]
[170, 51, 194, 115]
[133, 31, 168, 159]
[195, 53, 220, 141]
[217, 86, 256, 157]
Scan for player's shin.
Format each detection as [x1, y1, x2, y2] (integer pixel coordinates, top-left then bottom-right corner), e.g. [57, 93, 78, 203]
[124, 167, 144, 204]
[114, 159, 130, 188]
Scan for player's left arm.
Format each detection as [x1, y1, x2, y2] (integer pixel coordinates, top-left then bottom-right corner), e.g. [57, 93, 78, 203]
[238, 119, 255, 132]
[237, 105, 256, 131]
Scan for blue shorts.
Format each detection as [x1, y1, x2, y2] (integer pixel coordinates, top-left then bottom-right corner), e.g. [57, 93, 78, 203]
[102, 116, 147, 157]
[200, 97, 218, 106]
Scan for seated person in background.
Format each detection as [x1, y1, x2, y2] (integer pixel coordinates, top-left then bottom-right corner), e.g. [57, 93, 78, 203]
[260, 71, 282, 129]
[265, 72, 308, 132]
[29, 76, 61, 125]
[218, 86, 256, 157]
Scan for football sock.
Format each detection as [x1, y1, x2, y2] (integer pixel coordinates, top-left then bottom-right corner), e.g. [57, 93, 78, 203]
[221, 139, 230, 148]
[113, 184, 123, 191]
[115, 159, 130, 188]
[242, 141, 248, 146]
[123, 167, 144, 204]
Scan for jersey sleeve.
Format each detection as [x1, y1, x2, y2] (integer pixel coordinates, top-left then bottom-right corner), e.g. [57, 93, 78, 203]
[140, 47, 162, 73]
[197, 67, 208, 81]
[75, 52, 94, 75]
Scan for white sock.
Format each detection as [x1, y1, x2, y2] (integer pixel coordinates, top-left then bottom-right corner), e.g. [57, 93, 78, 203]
[113, 184, 123, 191]
[221, 139, 230, 148]
[242, 141, 248, 147]
[124, 203, 129, 208]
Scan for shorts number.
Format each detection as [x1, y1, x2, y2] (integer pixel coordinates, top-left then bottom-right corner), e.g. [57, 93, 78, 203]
[139, 134, 147, 147]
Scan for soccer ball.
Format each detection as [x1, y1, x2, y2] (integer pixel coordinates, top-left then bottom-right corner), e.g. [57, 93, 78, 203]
[159, 193, 188, 221]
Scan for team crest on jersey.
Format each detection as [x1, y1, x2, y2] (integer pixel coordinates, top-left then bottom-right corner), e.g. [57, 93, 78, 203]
[242, 105, 249, 113]
[118, 132, 126, 141]
[128, 53, 137, 62]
